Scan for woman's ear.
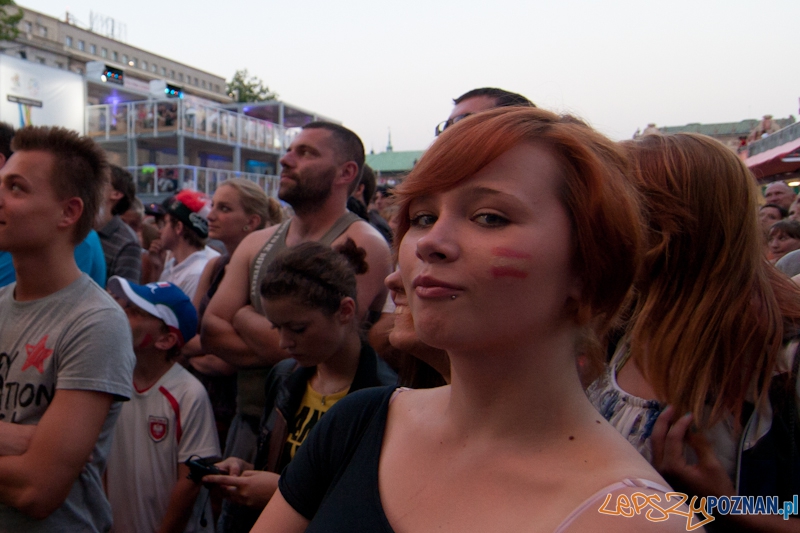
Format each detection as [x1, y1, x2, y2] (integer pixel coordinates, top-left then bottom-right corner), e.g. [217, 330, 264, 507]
[568, 273, 583, 304]
[337, 297, 356, 324]
[247, 213, 262, 232]
[565, 276, 589, 324]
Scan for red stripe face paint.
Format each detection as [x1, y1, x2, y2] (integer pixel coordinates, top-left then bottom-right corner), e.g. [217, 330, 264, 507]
[490, 247, 530, 279]
[136, 333, 153, 351]
[491, 247, 532, 259]
[490, 266, 529, 279]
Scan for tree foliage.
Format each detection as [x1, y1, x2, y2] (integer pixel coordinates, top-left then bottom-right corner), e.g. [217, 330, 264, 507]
[227, 69, 277, 103]
[0, 0, 22, 42]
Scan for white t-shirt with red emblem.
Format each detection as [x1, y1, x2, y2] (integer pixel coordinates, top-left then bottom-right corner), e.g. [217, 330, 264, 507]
[106, 362, 219, 533]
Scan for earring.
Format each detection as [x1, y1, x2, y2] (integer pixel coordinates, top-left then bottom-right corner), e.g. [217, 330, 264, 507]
[243, 225, 250, 232]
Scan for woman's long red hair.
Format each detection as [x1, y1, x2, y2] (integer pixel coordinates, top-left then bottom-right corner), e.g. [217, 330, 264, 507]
[624, 133, 800, 427]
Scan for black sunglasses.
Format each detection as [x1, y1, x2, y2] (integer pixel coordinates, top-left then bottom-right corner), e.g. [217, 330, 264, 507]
[434, 113, 473, 137]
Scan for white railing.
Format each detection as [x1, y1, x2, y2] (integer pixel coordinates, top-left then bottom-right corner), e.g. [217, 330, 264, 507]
[127, 164, 279, 198]
[86, 99, 288, 153]
[747, 121, 800, 158]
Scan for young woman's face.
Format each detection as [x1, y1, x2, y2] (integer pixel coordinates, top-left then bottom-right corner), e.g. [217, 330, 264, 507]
[206, 185, 253, 244]
[790, 200, 800, 222]
[398, 143, 581, 353]
[768, 230, 800, 260]
[759, 206, 783, 234]
[262, 297, 347, 367]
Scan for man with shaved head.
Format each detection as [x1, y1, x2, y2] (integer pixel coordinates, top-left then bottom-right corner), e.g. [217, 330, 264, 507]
[434, 87, 535, 137]
[765, 181, 796, 212]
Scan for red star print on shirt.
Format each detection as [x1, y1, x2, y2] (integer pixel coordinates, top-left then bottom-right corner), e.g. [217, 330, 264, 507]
[22, 335, 53, 373]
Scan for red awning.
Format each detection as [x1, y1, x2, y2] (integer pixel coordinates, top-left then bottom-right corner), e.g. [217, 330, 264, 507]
[746, 137, 800, 180]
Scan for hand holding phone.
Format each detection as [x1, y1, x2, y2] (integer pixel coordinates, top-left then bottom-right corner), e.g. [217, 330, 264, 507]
[185, 455, 222, 483]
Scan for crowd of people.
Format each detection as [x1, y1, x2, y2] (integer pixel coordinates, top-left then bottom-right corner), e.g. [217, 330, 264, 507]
[0, 87, 798, 533]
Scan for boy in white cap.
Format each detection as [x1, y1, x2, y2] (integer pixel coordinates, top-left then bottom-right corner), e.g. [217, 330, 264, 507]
[106, 276, 219, 533]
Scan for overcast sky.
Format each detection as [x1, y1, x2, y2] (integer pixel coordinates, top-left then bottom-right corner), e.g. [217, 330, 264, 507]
[25, 0, 800, 153]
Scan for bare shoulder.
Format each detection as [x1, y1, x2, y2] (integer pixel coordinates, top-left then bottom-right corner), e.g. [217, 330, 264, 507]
[337, 219, 391, 252]
[590, 418, 672, 484]
[205, 223, 283, 315]
[193, 255, 220, 307]
[200, 254, 221, 280]
[386, 386, 449, 429]
[236, 223, 283, 263]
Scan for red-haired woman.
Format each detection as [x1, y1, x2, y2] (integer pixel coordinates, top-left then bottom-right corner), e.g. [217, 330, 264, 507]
[588, 133, 800, 531]
[252, 108, 690, 532]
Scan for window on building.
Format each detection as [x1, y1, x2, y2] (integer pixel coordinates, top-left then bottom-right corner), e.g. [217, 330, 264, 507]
[161, 67, 166, 76]
[36, 56, 45, 65]
[113, 51, 119, 62]
[178, 73, 183, 82]
[215, 84, 220, 92]
[23, 21, 31, 33]
[201, 80, 206, 89]
[141, 60, 147, 70]
[131, 57, 137, 67]
[38, 26, 47, 38]
[101, 47, 107, 58]
[194, 77, 198, 86]
[170, 70, 175, 79]
[56, 62, 64, 69]
[77, 40, 84, 51]
[90, 44, 96, 55]
[65, 36, 72, 47]
[122, 54, 128, 65]
[151, 64, 157, 73]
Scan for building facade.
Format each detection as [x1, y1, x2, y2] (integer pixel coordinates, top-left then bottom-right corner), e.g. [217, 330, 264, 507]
[1, 5, 336, 201]
[7, 7, 229, 103]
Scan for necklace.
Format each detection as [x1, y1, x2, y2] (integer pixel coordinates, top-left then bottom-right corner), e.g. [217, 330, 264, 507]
[319, 383, 350, 405]
[314, 371, 350, 406]
[319, 383, 350, 406]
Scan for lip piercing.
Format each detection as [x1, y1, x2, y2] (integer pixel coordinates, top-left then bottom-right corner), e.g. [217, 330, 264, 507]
[451, 295, 457, 300]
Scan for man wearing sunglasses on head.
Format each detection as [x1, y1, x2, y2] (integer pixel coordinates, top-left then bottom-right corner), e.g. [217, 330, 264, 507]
[434, 87, 535, 137]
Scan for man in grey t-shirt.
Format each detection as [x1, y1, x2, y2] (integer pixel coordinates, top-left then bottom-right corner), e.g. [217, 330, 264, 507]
[0, 127, 135, 532]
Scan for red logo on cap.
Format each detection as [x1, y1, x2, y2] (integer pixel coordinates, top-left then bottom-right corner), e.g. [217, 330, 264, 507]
[149, 416, 169, 442]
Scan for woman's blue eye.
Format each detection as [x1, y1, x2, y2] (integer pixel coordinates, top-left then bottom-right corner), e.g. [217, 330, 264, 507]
[473, 213, 509, 227]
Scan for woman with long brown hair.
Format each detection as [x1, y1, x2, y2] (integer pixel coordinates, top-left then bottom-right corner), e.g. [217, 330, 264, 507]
[181, 178, 282, 445]
[252, 107, 690, 532]
[588, 132, 800, 531]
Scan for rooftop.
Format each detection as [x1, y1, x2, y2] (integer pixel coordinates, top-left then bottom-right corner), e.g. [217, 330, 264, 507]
[657, 117, 795, 137]
[366, 150, 425, 174]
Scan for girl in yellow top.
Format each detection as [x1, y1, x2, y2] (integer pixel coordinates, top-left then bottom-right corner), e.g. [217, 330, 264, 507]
[204, 239, 396, 532]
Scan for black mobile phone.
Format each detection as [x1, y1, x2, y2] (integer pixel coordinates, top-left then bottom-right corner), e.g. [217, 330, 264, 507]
[185, 456, 222, 483]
